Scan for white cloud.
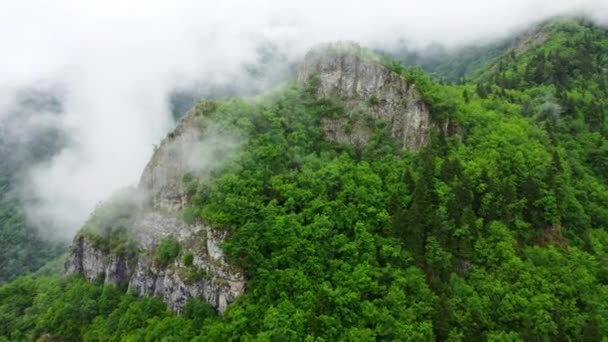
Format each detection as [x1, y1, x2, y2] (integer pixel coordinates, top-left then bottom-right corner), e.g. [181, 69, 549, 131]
[0, 0, 606, 239]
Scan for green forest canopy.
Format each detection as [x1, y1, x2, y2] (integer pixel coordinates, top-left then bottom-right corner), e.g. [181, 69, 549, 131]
[1, 18, 608, 341]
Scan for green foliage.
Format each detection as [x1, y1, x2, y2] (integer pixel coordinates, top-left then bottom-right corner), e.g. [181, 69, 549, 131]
[367, 95, 380, 106]
[393, 39, 511, 83]
[183, 298, 217, 329]
[155, 237, 180, 265]
[183, 268, 208, 285]
[183, 252, 194, 267]
[304, 74, 321, 96]
[0, 196, 64, 283]
[0, 124, 65, 283]
[181, 206, 199, 225]
[1, 17, 608, 341]
[79, 188, 138, 256]
[380, 56, 460, 121]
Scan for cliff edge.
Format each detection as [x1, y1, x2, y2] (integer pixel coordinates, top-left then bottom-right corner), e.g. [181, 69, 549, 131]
[297, 42, 447, 150]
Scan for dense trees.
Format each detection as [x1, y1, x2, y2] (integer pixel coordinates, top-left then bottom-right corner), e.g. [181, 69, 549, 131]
[0, 109, 66, 284]
[1, 17, 608, 341]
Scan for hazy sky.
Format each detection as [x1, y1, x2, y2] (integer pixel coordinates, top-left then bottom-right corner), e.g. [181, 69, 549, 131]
[1, 0, 607, 239]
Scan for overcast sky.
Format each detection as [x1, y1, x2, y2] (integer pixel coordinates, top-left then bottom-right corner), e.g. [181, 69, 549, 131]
[1, 0, 607, 239]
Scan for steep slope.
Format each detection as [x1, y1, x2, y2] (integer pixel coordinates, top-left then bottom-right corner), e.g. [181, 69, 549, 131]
[64, 43, 447, 314]
[298, 42, 446, 150]
[65, 107, 246, 313]
[472, 17, 608, 186]
[392, 40, 510, 83]
[4, 18, 608, 342]
[0, 90, 66, 284]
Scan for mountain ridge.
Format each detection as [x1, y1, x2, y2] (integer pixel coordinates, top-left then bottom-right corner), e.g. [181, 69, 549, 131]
[64, 41, 448, 314]
[1, 17, 608, 341]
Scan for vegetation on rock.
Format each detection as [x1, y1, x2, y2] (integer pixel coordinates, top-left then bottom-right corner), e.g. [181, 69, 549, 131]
[1, 17, 608, 341]
[155, 237, 181, 265]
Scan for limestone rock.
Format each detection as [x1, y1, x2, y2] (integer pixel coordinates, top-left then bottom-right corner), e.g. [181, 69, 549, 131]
[297, 42, 441, 150]
[65, 235, 106, 281]
[66, 108, 245, 314]
[65, 42, 459, 315]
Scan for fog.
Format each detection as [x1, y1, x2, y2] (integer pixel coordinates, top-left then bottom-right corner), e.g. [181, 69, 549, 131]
[1, 0, 607, 240]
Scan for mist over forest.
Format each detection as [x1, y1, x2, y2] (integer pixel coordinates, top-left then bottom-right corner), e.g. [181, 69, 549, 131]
[1, 1, 608, 341]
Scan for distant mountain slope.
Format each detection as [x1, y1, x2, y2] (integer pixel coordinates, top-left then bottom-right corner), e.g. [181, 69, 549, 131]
[0, 90, 66, 283]
[1, 17, 608, 341]
[390, 39, 510, 83]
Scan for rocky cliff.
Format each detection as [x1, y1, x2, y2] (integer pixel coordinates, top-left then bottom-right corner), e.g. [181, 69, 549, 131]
[65, 107, 245, 314]
[65, 42, 451, 314]
[297, 42, 446, 150]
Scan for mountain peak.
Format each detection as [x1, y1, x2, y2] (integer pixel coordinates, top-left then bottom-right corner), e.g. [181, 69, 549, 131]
[297, 42, 449, 150]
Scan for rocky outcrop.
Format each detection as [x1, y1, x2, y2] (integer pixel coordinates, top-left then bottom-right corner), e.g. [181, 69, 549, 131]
[65, 42, 457, 314]
[510, 28, 548, 57]
[138, 107, 202, 212]
[65, 235, 135, 287]
[297, 42, 443, 150]
[65, 108, 245, 314]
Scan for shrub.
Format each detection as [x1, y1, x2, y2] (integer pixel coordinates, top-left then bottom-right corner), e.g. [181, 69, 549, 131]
[183, 252, 194, 267]
[183, 268, 208, 284]
[367, 95, 380, 106]
[155, 237, 180, 264]
[182, 207, 199, 225]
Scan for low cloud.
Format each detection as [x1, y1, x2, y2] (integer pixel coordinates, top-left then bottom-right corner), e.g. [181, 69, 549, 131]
[0, 0, 607, 240]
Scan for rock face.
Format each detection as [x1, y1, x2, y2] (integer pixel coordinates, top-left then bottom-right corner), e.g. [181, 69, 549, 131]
[510, 28, 548, 57]
[65, 235, 135, 287]
[297, 42, 442, 150]
[65, 42, 457, 314]
[65, 108, 246, 314]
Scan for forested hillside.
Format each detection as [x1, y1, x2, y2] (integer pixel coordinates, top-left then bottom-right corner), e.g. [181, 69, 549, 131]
[1, 18, 608, 341]
[0, 91, 66, 284]
[391, 39, 510, 83]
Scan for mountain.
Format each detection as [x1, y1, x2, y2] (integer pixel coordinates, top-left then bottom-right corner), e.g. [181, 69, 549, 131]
[64, 104, 246, 314]
[62, 41, 443, 315]
[297, 42, 459, 149]
[0, 89, 66, 284]
[391, 39, 510, 83]
[1, 17, 608, 341]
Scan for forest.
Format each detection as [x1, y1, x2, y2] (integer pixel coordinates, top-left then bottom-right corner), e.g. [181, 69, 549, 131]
[1, 18, 608, 341]
[0, 91, 66, 284]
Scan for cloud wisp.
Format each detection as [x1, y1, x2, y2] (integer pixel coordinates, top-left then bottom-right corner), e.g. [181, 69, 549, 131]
[1, 0, 607, 239]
